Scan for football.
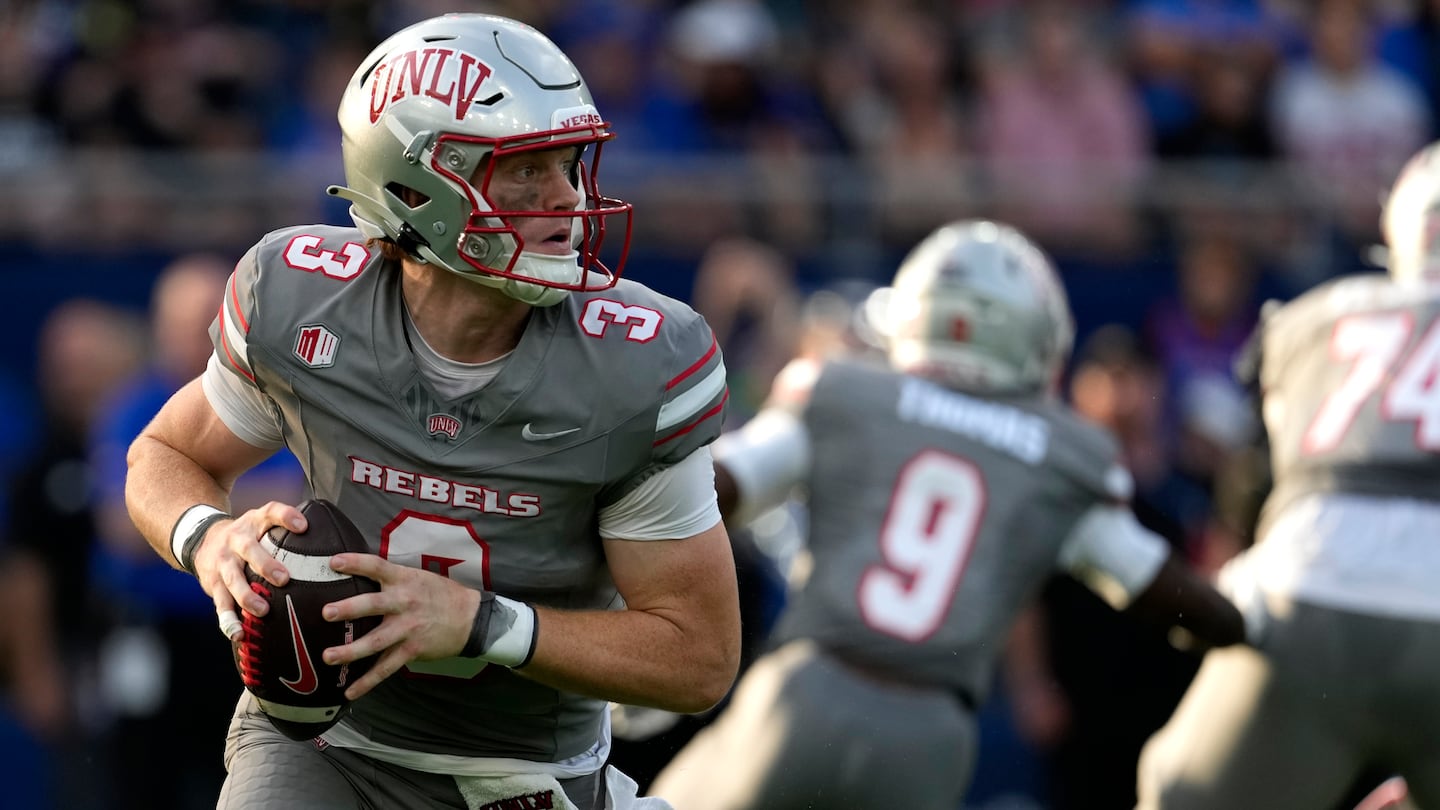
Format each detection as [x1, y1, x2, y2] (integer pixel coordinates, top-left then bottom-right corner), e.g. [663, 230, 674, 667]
[232, 498, 381, 741]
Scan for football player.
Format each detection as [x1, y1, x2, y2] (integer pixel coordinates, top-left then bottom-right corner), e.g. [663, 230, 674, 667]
[1137, 141, 1440, 809]
[124, 14, 739, 810]
[647, 220, 1252, 810]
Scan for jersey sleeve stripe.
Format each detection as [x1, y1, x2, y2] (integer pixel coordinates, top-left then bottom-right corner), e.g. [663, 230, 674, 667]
[228, 274, 250, 333]
[220, 301, 252, 368]
[654, 389, 729, 447]
[657, 363, 728, 432]
[665, 334, 718, 391]
[218, 306, 256, 383]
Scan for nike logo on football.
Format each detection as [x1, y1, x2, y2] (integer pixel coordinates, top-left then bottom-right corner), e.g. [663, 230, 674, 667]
[280, 595, 319, 696]
[521, 423, 581, 441]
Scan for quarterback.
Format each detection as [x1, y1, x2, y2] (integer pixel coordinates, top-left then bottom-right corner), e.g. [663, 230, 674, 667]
[125, 14, 739, 810]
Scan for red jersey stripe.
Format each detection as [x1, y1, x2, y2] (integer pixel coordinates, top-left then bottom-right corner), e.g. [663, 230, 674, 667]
[229, 275, 250, 334]
[219, 307, 257, 383]
[666, 333, 718, 391]
[654, 389, 729, 447]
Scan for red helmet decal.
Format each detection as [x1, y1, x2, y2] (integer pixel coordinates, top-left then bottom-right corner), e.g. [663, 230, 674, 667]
[368, 48, 495, 124]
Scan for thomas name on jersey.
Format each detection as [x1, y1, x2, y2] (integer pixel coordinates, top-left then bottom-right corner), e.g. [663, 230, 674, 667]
[896, 377, 1050, 464]
[349, 456, 540, 517]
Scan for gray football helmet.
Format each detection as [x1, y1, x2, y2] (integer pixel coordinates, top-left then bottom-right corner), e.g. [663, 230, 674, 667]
[877, 220, 1074, 394]
[1382, 140, 1440, 284]
[328, 14, 632, 306]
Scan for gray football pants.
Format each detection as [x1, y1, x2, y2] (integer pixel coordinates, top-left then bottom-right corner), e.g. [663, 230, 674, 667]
[218, 692, 605, 809]
[649, 639, 978, 810]
[1137, 597, 1440, 810]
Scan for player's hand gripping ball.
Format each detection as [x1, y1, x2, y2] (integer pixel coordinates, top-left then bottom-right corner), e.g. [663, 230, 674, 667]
[232, 499, 381, 741]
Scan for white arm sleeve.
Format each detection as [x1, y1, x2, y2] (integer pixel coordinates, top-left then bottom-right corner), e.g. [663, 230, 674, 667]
[599, 446, 722, 541]
[711, 409, 810, 527]
[201, 353, 286, 450]
[1057, 505, 1170, 609]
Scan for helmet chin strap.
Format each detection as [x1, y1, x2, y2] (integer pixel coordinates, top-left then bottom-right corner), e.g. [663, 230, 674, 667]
[458, 205, 585, 306]
[425, 237, 584, 309]
[481, 249, 581, 307]
[435, 243, 581, 307]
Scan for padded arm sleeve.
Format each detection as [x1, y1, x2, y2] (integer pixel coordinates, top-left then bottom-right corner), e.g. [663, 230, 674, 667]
[712, 409, 810, 527]
[1058, 505, 1170, 609]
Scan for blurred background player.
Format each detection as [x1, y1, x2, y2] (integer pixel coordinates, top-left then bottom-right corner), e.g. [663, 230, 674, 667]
[649, 219, 1252, 810]
[1137, 140, 1440, 809]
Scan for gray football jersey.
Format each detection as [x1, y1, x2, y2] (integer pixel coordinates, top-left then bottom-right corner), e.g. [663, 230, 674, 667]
[1253, 273, 1440, 519]
[210, 224, 728, 762]
[772, 360, 1126, 703]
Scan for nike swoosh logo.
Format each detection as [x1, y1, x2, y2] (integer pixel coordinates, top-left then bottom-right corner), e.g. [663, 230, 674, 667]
[280, 594, 319, 695]
[521, 424, 581, 441]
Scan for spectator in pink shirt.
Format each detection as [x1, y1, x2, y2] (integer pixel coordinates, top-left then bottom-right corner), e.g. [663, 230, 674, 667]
[975, 1, 1151, 255]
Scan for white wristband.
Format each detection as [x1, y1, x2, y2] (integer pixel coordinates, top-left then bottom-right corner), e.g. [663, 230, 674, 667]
[486, 595, 539, 668]
[170, 504, 228, 572]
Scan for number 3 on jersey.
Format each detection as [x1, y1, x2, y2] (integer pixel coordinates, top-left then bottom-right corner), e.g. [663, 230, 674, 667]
[1305, 312, 1440, 453]
[859, 451, 984, 642]
[282, 234, 369, 280]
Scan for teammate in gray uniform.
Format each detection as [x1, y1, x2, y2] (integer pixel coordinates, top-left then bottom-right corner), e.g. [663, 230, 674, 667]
[1137, 142, 1440, 810]
[123, 14, 740, 810]
[648, 220, 1251, 810]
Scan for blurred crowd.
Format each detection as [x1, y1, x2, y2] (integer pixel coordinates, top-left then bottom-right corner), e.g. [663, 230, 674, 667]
[1, 0, 1437, 808]
[2, 0, 1438, 260]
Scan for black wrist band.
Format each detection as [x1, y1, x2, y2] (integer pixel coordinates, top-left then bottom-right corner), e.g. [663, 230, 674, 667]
[460, 592, 495, 658]
[179, 510, 230, 573]
[174, 504, 233, 573]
